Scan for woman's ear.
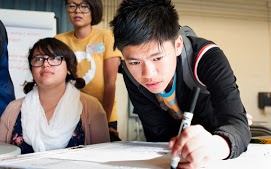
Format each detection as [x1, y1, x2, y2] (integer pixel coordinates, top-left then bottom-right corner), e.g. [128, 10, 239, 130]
[175, 35, 183, 56]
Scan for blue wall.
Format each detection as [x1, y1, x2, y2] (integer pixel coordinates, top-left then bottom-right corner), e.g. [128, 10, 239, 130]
[0, 0, 73, 34]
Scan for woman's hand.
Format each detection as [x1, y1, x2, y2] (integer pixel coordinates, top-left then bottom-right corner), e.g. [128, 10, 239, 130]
[168, 125, 230, 169]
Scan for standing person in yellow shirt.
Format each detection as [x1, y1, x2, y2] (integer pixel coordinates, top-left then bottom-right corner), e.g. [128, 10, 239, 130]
[55, 0, 122, 140]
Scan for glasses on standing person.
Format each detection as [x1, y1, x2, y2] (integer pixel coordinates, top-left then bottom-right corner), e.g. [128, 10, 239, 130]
[65, 2, 91, 13]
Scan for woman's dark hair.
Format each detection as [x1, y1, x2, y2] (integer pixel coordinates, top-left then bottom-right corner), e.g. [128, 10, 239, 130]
[65, 0, 103, 25]
[24, 37, 85, 94]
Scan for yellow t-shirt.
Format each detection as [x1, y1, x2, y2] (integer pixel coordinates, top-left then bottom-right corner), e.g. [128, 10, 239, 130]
[55, 28, 122, 122]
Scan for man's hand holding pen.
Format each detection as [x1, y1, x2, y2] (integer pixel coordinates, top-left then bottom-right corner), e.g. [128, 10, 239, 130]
[169, 87, 230, 169]
[169, 125, 231, 169]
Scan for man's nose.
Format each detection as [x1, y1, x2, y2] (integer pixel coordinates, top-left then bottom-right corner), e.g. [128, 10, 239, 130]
[142, 62, 156, 78]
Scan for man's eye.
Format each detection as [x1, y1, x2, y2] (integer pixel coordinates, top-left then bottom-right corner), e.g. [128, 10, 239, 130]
[153, 56, 163, 61]
[129, 61, 140, 65]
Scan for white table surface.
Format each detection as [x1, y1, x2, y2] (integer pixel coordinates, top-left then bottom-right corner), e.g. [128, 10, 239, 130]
[0, 142, 270, 169]
[0, 143, 21, 159]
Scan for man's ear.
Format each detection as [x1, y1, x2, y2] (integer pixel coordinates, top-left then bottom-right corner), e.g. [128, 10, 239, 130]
[175, 35, 183, 56]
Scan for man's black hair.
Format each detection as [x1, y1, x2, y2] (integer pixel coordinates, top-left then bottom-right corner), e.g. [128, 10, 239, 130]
[110, 0, 179, 51]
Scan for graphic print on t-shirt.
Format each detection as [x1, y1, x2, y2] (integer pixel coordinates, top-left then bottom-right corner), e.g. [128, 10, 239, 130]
[75, 51, 96, 84]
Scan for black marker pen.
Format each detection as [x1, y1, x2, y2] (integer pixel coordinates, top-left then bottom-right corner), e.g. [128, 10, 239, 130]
[171, 87, 200, 169]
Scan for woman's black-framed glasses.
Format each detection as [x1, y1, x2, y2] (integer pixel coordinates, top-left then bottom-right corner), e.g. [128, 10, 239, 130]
[65, 2, 91, 13]
[31, 55, 65, 67]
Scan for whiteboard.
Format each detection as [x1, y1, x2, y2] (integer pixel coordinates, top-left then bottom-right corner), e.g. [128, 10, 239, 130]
[0, 9, 57, 99]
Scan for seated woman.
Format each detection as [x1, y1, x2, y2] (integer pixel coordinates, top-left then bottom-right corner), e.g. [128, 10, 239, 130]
[0, 38, 110, 154]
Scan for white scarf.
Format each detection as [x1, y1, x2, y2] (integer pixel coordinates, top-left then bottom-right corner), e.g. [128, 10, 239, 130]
[21, 83, 82, 152]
